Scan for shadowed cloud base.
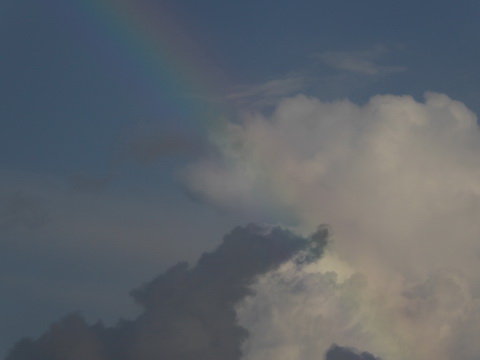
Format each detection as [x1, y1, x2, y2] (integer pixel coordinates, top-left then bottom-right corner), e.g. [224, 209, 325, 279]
[5, 224, 328, 360]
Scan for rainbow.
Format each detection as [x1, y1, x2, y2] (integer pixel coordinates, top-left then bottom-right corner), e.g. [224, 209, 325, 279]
[64, 0, 229, 129]
[52, 3, 424, 359]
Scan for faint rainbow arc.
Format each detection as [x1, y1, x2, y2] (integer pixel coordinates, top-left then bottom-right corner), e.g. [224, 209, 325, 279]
[75, 0, 228, 127]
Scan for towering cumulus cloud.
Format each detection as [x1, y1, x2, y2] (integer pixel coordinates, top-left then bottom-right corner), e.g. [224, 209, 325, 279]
[5, 224, 327, 360]
[183, 93, 480, 360]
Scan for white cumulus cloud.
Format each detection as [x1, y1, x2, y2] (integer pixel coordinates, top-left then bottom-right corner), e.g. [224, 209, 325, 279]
[183, 92, 480, 360]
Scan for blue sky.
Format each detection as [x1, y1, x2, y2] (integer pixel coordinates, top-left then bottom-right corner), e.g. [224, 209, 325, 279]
[2, 0, 480, 358]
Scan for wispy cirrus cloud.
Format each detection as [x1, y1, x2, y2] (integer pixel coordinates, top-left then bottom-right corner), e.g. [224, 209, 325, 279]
[226, 74, 307, 109]
[223, 46, 406, 111]
[315, 46, 406, 75]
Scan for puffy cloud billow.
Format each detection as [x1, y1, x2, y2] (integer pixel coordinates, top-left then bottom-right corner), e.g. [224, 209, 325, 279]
[5, 224, 327, 360]
[7, 92, 480, 360]
[182, 93, 480, 360]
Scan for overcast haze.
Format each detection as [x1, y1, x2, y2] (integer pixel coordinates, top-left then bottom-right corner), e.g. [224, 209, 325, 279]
[2, 0, 480, 359]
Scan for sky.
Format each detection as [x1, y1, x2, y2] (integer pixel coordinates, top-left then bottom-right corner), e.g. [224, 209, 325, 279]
[2, 0, 480, 359]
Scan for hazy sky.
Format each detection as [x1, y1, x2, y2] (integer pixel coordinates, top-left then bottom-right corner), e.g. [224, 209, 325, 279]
[2, 0, 480, 359]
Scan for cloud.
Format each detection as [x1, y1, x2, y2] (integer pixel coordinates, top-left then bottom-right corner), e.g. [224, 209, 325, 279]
[325, 344, 381, 360]
[8, 92, 480, 360]
[0, 192, 48, 231]
[226, 74, 307, 109]
[67, 131, 205, 194]
[316, 46, 406, 75]
[222, 46, 405, 112]
[128, 134, 205, 163]
[0, 169, 250, 355]
[183, 92, 480, 360]
[5, 224, 328, 360]
[68, 173, 116, 193]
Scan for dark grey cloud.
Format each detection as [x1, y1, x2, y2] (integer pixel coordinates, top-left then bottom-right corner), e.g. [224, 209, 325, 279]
[129, 134, 205, 163]
[5, 224, 328, 360]
[68, 174, 116, 193]
[325, 344, 381, 360]
[67, 133, 206, 194]
[0, 192, 48, 231]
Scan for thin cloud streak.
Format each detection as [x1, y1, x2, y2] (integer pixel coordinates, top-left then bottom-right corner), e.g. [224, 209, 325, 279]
[315, 46, 406, 75]
[226, 75, 307, 109]
[222, 46, 406, 112]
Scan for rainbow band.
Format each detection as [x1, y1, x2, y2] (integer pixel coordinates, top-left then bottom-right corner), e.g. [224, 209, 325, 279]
[65, 0, 227, 128]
